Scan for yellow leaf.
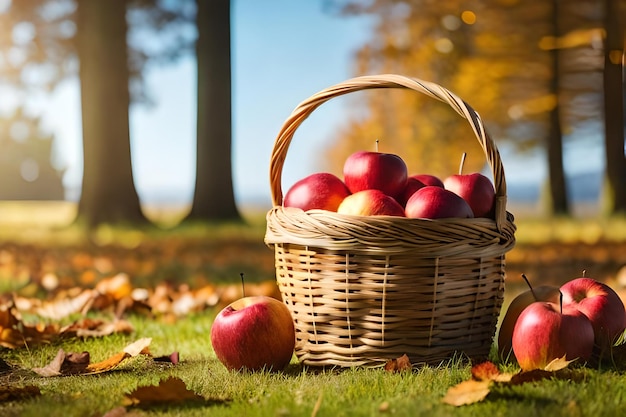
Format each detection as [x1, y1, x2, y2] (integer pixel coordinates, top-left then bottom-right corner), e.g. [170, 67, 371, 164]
[442, 380, 491, 406]
[544, 355, 575, 372]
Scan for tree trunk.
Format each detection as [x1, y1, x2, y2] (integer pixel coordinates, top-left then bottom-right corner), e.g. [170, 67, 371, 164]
[602, 0, 626, 215]
[186, 0, 241, 222]
[545, 0, 570, 216]
[75, 0, 148, 228]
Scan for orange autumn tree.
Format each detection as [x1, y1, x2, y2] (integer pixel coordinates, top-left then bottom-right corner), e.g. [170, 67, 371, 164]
[323, 1, 561, 192]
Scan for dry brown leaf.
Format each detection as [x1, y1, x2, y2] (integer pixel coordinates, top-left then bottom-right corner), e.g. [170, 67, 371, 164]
[153, 351, 179, 365]
[443, 358, 580, 406]
[544, 355, 575, 371]
[123, 376, 207, 407]
[35, 289, 96, 320]
[384, 354, 412, 372]
[102, 406, 144, 417]
[60, 318, 134, 338]
[33, 338, 152, 377]
[32, 348, 89, 377]
[86, 338, 152, 374]
[0, 385, 41, 402]
[471, 361, 513, 383]
[441, 380, 491, 406]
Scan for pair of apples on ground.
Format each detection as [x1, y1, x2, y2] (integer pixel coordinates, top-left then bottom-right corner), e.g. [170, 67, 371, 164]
[498, 275, 626, 371]
[284, 149, 496, 219]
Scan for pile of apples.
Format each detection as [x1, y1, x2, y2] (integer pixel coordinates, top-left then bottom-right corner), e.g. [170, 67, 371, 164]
[283, 148, 496, 219]
[498, 275, 626, 371]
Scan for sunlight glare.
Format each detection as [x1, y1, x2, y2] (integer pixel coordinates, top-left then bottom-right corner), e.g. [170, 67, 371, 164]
[461, 10, 476, 25]
[0, 0, 10, 14]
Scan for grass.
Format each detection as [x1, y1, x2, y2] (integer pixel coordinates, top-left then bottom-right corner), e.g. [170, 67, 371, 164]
[3, 312, 626, 417]
[1, 201, 626, 416]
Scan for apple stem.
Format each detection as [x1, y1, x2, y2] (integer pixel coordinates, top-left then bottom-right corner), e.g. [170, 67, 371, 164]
[521, 273, 537, 300]
[458, 152, 467, 175]
[375, 139, 379, 152]
[582, 269, 586, 277]
[559, 290, 563, 314]
[240, 272, 246, 298]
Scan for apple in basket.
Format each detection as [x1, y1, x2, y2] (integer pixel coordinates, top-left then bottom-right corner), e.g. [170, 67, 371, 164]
[343, 150, 408, 199]
[283, 172, 351, 212]
[560, 277, 626, 354]
[443, 172, 495, 218]
[397, 177, 427, 207]
[497, 274, 561, 361]
[411, 174, 444, 188]
[337, 189, 405, 217]
[404, 186, 474, 219]
[512, 297, 595, 371]
[210, 296, 295, 371]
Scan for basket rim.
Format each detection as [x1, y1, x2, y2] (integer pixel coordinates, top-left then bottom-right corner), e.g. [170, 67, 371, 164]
[268, 73, 510, 231]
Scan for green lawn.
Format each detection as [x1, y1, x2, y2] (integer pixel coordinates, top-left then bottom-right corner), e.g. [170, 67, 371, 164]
[0, 202, 626, 416]
[3, 312, 626, 417]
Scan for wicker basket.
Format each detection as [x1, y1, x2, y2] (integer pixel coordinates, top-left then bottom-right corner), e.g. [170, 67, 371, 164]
[264, 74, 516, 368]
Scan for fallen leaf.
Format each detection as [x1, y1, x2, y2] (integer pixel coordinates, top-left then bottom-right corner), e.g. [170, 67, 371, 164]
[0, 385, 41, 402]
[544, 355, 575, 372]
[154, 351, 179, 365]
[123, 376, 207, 407]
[60, 318, 134, 338]
[384, 354, 412, 372]
[35, 289, 96, 320]
[33, 338, 152, 376]
[33, 349, 90, 377]
[87, 338, 152, 374]
[123, 338, 152, 356]
[0, 357, 11, 374]
[443, 358, 580, 406]
[471, 361, 512, 383]
[441, 380, 491, 406]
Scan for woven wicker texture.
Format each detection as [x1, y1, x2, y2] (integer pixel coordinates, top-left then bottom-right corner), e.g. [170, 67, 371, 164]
[265, 74, 516, 367]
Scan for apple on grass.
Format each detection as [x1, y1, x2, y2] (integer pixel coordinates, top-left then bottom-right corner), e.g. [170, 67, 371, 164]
[343, 150, 408, 199]
[404, 186, 474, 219]
[283, 172, 350, 212]
[560, 277, 626, 354]
[512, 298, 595, 371]
[497, 274, 561, 361]
[210, 296, 295, 371]
[337, 189, 405, 217]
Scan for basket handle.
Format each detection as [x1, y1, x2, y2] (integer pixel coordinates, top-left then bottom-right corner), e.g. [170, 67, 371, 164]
[269, 74, 509, 229]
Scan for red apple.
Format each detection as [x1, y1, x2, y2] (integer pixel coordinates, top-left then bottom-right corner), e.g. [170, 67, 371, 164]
[337, 189, 405, 217]
[560, 277, 626, 353]
[512, 299, 595, 371]
[411, 174, 444, 188]
[343, 151, 408, 199]
[497, 275, 561, 361]
[283, 172, 351, 212]
[404, 186, 474, 219]
[210, 296, 295, 371]
[443, 172, 496, 218]
[397, 177, 427, 207]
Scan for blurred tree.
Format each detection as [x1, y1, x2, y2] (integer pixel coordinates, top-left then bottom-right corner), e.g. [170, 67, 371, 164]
[185, 0, 241, 222]
[545, 0, 569, 215]
[602, 0, 626, 215]
[75, 0, 147, 227]
[0, 108, 65, 200]
[323, 1, 564, 196]
[0, 0, 195, 227]
[326, 0, 624, 216]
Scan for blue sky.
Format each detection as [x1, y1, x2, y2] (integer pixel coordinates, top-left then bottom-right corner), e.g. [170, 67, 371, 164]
[41, 0, 376, 206]
[36, 0, 605, 208]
